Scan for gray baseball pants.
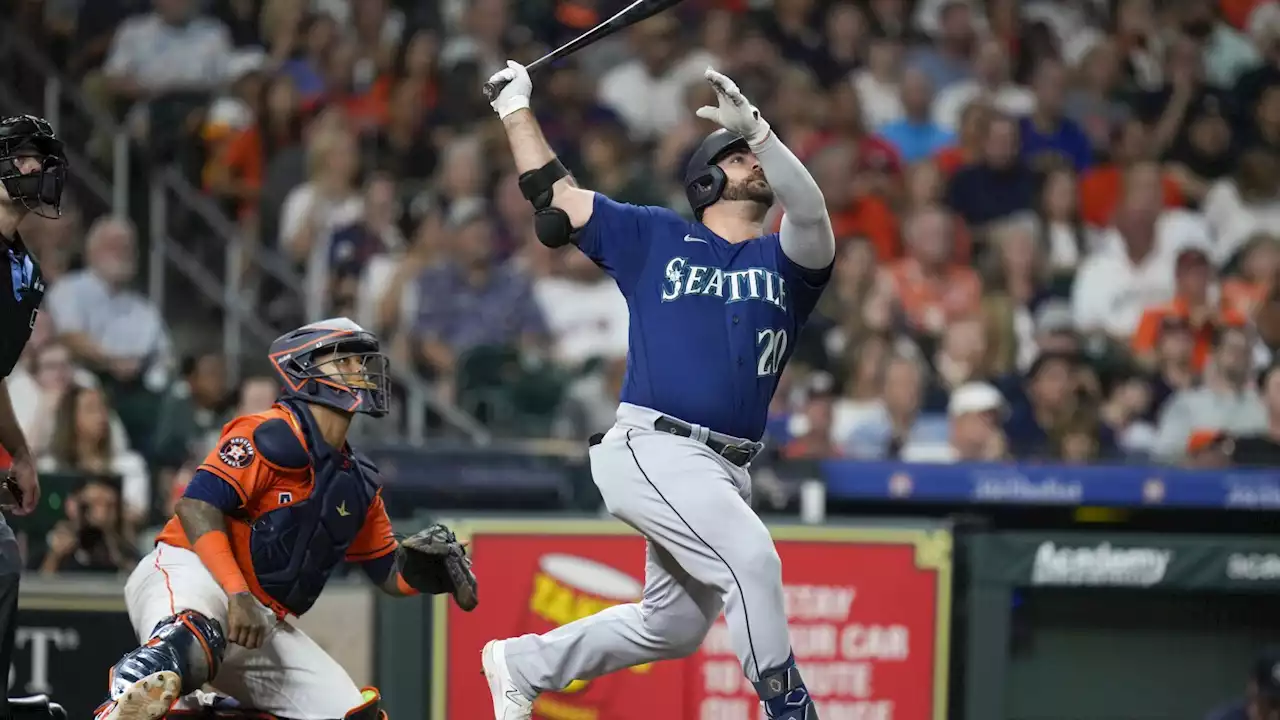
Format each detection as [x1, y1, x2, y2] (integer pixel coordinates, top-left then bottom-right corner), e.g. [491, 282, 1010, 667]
[0, 518, 22, 719]
[502, 403, 792, 698]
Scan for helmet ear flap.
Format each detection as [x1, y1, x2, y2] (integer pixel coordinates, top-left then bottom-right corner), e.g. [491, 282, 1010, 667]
[688, 165, 728, 219]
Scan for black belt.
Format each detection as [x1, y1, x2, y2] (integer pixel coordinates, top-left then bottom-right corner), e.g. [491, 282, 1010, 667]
[653, 416, 762, 467]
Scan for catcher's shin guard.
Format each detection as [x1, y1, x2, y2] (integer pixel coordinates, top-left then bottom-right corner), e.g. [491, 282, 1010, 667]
[755, 654, 817, 720]
[110, 611, 227, 699]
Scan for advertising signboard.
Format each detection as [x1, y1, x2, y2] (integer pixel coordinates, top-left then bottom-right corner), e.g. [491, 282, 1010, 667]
[10, 593, 133, 719]
[432, 519, 952, 720]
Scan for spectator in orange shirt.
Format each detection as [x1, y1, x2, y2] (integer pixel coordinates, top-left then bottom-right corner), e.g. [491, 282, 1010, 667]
[1132, 247, 1247, 371]
[933, 98, 991, 177]
[1079, 118, 1184, 227]
[884, 205, 983, 336]
[1222, 232, 1280, 318]
[206, 73, 306, 221]
[201, 56, 266, 174]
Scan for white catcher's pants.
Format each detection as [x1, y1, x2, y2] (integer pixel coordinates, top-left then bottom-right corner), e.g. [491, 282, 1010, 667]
[503, 403, 793, 698]
[124, 543, 365, 719]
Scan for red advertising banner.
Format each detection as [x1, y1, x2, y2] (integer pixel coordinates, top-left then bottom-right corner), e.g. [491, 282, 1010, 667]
[432, 520, 951, 720]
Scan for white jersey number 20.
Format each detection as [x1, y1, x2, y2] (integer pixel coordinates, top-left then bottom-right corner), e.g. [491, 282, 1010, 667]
[756, 328, 788, 377]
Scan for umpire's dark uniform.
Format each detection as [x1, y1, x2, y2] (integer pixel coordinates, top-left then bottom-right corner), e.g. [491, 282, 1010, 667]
[0, 114, 66, 720]
[0, 229, 44, 711]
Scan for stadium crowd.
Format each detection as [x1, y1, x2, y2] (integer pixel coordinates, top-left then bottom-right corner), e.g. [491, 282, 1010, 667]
[7, 0, 1280, 570]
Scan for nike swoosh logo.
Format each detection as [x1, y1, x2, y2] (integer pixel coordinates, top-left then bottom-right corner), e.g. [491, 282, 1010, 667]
[684, 235, 708, 244]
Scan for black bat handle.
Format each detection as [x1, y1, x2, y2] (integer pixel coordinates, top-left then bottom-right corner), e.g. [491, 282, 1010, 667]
[482, 59, 549, 103]
[482, 79, 505, 102]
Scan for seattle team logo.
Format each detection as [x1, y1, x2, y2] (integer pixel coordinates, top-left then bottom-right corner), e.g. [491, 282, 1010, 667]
[660, 257, 789, 311]
[218, 437, 255, 469]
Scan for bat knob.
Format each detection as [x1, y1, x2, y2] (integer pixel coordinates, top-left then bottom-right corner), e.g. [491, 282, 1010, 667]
[482, 79, 507, 102]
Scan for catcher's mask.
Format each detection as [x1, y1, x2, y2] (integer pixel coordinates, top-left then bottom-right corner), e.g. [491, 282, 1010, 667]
[0, 114, 68, 219]
[268, 318, 391, 418]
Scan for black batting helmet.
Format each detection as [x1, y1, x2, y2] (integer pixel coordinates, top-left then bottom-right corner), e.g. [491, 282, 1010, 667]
[684, 129, 750, 220]
[268, 317, 391, 418]
[0, 114, 67, 218]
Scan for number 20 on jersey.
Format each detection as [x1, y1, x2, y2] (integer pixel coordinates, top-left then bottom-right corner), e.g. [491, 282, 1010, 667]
[756, 328, 788, 377]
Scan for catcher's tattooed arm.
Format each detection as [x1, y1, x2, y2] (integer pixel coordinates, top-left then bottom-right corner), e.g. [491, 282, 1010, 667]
[175, 496, 226, 541]
[176, 492, 274, 648]
[175, 495, 252, 595]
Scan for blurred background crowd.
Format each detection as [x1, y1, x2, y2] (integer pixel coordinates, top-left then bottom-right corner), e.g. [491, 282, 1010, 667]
[5, 0, 1280, 575]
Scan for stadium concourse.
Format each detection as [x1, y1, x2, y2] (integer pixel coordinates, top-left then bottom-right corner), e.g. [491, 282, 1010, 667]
[5, 0, 1280, 718]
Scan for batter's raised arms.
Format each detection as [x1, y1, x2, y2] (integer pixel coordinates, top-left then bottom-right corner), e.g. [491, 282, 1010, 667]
[492, 61, 834, 270]
[483, 58, 833, 720]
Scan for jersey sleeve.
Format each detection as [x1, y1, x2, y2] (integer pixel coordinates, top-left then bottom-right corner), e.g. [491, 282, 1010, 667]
[196, 417, 276, 506]
[769, 233, 831, 323]
[346, 492, 397, 563]
[181, 469, 244, 512]
[575, 193, 658, 293]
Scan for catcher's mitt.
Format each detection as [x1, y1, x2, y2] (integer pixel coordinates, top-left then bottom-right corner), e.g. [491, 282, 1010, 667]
[400, 524, 478, 611]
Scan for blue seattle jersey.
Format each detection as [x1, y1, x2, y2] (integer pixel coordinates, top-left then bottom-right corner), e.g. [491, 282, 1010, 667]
[578, 194, 831, 441]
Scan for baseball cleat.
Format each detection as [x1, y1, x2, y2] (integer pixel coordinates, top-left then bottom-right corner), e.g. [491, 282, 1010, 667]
[482, 640, 534, 720]
[94, 671, 181, 720]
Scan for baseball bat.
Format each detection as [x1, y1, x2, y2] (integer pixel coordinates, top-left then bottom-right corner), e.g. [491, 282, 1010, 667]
[482, 0, 687, 102]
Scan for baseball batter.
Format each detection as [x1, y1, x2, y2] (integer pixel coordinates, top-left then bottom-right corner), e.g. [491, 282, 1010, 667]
[93, 318, 478, 720]
[481, 60, 835, 720]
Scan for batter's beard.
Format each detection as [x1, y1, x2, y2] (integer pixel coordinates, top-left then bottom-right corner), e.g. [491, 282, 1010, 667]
[721, 176, 775, 208]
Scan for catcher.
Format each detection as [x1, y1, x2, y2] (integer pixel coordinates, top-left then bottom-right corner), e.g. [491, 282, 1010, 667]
[94, 318, 477, 720]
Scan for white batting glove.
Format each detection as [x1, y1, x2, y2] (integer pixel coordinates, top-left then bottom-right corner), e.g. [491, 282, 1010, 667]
[694, 67, 771, 147]
[487, 60, 532, 119]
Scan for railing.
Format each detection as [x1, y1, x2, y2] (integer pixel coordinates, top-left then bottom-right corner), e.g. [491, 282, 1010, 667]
[38, 73, 131, 218]
[154, 169, 490, 443]
[0, 26, 492, 445]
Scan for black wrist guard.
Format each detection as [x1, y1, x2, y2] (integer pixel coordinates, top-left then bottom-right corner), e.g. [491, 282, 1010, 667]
[519, 158, 578, 249]
[519, 158, 569, 209]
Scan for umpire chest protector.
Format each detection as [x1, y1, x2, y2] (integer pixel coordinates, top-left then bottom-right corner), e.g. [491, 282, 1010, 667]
[246, 399, 379, 616]
[0, 233, 45, 378]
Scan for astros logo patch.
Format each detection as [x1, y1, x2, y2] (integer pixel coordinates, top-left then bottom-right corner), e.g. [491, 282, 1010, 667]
[218, 437, 255, 469]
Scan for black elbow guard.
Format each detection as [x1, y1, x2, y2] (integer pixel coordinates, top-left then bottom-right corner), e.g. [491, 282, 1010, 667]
[519, 158, 579, 249]
[534, 209, 575, 248]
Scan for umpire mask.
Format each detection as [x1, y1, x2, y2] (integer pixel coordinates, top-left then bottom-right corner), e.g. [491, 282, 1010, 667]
[0, 115, 68, 219]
